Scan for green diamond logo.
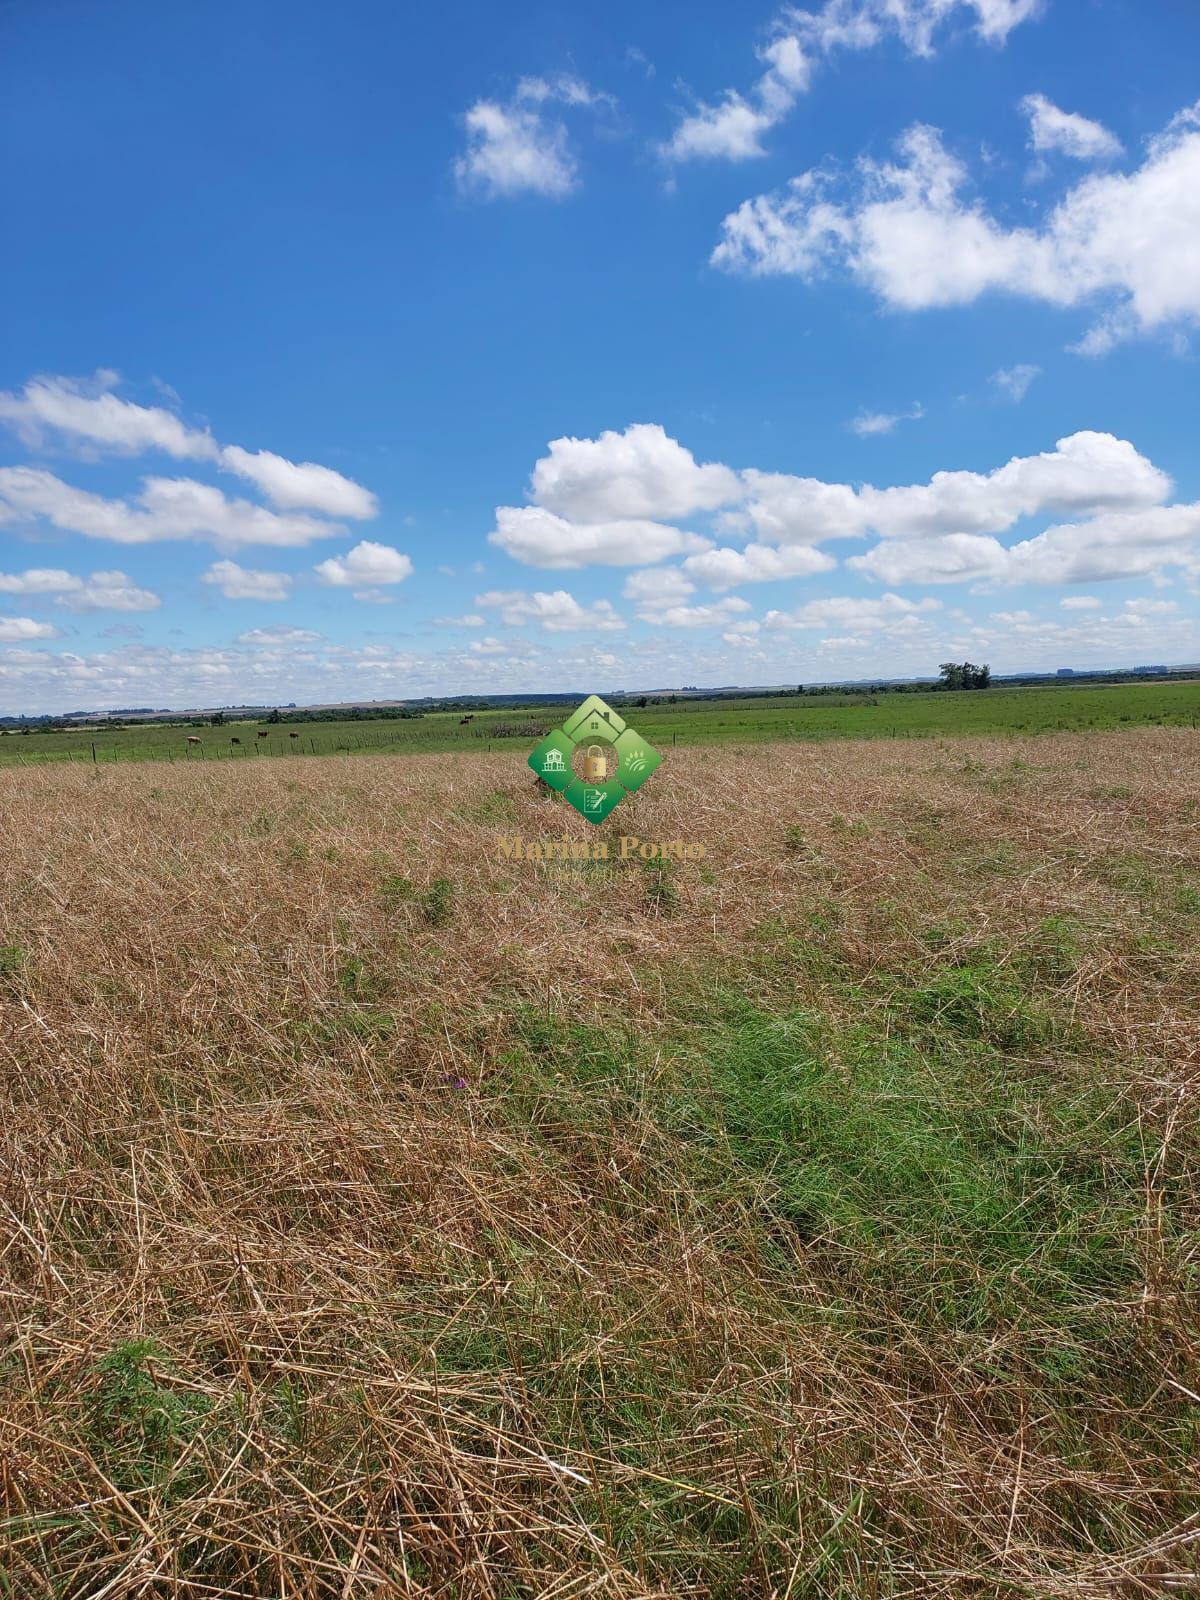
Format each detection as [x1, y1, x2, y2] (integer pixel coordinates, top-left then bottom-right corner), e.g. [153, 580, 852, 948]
[532, 695, 660, 826]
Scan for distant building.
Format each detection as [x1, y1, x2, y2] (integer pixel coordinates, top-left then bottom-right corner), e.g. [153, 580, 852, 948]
[1056, 668, 1075, 677]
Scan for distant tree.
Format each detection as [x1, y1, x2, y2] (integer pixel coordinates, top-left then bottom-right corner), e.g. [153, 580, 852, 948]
[636, 696, 648, 708]
[267, 706, 282, 724]
[210, 711, 226, 726]
[939, 661, 991, 691]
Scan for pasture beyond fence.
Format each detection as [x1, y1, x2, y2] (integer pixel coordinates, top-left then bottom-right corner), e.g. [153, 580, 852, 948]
[0, 678, 1197, 769]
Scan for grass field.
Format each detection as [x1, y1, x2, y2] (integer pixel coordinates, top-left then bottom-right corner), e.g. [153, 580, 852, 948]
[2, 677, 1199, 766]
[1, 730, 1198, 1596]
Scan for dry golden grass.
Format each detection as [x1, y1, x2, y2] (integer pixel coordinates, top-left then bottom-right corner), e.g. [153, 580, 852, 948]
[0, 732, 1197, 1598]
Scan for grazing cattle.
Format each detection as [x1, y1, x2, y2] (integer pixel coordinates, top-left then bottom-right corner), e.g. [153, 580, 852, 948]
[459, 718, 470, 725]
[230, 737, 240, 746]
[257, 730, 270, 738]
[289, 732, 299, 739]
[186, 736, 201, 745]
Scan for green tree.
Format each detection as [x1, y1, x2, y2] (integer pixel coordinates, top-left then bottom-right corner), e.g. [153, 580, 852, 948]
[939, 661, 992, 691]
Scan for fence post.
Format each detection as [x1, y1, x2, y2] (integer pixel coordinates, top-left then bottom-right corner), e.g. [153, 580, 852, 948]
[92, 743, 97, 763]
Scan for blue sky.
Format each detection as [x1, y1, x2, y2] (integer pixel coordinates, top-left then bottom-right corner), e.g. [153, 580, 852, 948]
[1, 0, 1198, 712]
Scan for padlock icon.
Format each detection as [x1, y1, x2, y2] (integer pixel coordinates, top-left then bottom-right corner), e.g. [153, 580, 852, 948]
[583, 744, 607, 782]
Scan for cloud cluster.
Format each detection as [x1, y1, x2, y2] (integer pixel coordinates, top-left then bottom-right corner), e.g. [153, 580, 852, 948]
[0, 374, 377, 518]
[0, 590, 1193, 717]
[489, 423, 743, 568]
[661, 0, 1040, 164]
[202, 561, 294, 602]
[0, 566, 161, 612]
[0, 375, 410, 613]
[475, 588, 624, 631]
[0, 467, 339, 549]
[712, 103, 1200, 350]
[763, 591, 941, 633]
[492, 421, 1194, 599]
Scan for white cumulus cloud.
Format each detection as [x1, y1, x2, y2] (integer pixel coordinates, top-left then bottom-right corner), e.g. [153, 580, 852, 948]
[1021, 94, 1122, 161]
[0, 617, 63, 640]
[455, 75, 607, 199]
[621, 567, 697, 603]
[0, 372, 217, 460]
[313, 541, 414, 587]
[764, 593, 942, 631]
[661, 33, 809, 163]
[202, 560, 294, 601]
[475, 588, 624, 631]
[236, 625, 322, 646]
[682, 543, 837, 590]
[636, 596, 753, 628]
[219, 446, 377, 519]
[531, 423, 741, 522]
[489, 505, 711, 568]
[60, 572, 162, 613]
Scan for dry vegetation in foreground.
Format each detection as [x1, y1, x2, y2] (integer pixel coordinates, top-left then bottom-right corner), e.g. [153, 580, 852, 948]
[0, 731, 1197, 1598]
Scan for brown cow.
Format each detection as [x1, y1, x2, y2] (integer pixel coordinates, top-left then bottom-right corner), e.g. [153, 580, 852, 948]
[257, 730, 270, 738]
[289, 731, 299, 739]
[230, 737, 240, 746]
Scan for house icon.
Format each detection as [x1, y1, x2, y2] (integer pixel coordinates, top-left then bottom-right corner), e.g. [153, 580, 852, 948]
[541, 747, 566, 773]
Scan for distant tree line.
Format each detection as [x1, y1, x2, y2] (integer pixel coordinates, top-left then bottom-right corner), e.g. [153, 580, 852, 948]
[205, 706, 424, 726]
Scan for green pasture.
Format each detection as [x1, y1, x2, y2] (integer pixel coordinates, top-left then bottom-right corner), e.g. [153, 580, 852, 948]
[1, 677, 1197, 766]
